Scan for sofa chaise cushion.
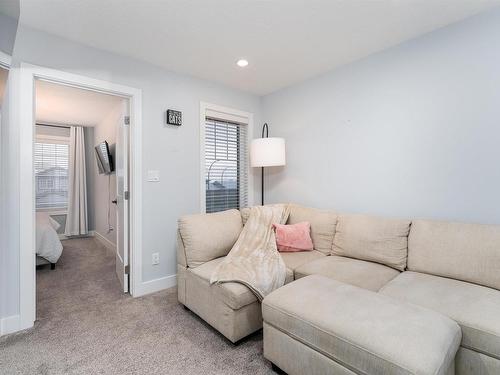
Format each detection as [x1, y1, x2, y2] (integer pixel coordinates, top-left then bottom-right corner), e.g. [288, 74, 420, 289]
[188, 257, 294, 310]
[380, 271, 500, 360]
[294, 255, 400, 291]
[332, 214, 411, 271]
[178, 209, 242, 268]
[408, 220, 500, 290]
[184, 259, 262, 343]
[189, 257, 256, 310]
[287, 204, 337, 255]
[263, 275, 461, 375]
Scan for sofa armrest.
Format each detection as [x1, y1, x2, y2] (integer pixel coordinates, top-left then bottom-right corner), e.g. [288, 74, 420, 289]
[177, 229, 188, 268]
[177, 209, 243, 268]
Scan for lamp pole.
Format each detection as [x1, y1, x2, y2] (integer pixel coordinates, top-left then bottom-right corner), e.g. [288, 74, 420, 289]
[261, 123, 269, 206]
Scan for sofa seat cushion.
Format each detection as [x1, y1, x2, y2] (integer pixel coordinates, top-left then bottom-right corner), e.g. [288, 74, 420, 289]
[189, 257, 293, 310]
[263, 275, 461, 375]
[380, 271, 500, 359]
[279, 250, 325, 275]
[295, 255, 400, 291]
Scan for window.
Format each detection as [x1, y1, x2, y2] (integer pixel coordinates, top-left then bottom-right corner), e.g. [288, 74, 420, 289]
[35, 140, 69, 209]
[203, 107, 250, 213]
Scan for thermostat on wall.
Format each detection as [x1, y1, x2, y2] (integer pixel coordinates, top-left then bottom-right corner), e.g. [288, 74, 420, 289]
[166, 109, 182, 126]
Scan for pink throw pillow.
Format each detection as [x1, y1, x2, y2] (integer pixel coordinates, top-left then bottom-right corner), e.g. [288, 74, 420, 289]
[273, 222, 314, 252]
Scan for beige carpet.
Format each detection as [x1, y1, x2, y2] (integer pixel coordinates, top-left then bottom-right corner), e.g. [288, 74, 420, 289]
[0, 238, 274, 374]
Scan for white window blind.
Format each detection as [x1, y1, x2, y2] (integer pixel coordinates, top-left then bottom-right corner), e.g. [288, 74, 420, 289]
[205, 117, 248, 213]
[34, 141, 69, 209]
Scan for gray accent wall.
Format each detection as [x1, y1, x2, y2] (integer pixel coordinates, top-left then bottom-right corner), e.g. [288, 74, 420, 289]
[262, 8, 500, 224]
[92, 101, 124, 246]
[0, 9, 19, 55]
[84, 126, 95, 232]
[0, 3, 19, 319]
[0, 62, 18, 318]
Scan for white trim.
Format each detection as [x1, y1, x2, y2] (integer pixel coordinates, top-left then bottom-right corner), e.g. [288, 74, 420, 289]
[58, 230, 95, 241]
[93, 230, 117, 252]
[0, 50, 11, 69]
[35, 134, 70, 144]
[199, 102, 254, 213]
[37, 209, 68, 215]
[19, 63, 143, 333]
[0, 315, 21, 336]
[134, 274, 177, 297]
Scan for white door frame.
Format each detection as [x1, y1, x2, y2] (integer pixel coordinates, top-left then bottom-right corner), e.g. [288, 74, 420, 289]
[19, 63, 143, 331]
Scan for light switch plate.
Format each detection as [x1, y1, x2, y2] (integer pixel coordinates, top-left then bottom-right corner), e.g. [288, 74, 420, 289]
[147, 170, 160, 182]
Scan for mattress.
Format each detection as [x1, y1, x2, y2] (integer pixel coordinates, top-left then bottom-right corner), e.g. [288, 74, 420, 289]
[36, 212, 63, 264]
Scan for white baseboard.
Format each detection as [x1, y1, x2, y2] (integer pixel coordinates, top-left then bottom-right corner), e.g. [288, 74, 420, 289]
[0, 315, 20, 336]
[93, 231, 117, 252]
[58, 230, 95, 241]
[134, 274, 177, 297]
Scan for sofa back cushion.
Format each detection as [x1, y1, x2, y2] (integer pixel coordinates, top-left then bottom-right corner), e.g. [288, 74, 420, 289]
[287, 204, 337, 255]
[178, 209, 242, 268]
[332, 214, 410, 271]
[408, 220, 500, 290]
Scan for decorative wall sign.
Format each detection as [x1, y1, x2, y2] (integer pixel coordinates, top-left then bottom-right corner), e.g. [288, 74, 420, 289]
[166, 109, 182, 126]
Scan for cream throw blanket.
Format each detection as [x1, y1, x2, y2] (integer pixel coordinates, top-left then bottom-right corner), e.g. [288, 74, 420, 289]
[210, 204, 290, 301]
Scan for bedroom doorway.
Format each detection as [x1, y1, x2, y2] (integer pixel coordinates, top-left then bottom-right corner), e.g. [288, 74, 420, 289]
[34, 80, 131, 319]
[19, 65, 143, 331]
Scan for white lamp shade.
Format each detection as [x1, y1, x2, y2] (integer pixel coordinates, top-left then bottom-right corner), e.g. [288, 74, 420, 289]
[250, 137, 286, 167]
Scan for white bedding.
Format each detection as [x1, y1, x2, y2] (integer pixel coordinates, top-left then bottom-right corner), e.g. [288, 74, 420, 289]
[36, 212, 63, 263]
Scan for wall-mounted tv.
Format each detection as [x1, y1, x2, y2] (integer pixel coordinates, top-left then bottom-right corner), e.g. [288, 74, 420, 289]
[95, 141, 114, 175]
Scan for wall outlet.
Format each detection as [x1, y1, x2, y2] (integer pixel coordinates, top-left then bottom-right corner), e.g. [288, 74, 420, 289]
[152, 252, 160, 265]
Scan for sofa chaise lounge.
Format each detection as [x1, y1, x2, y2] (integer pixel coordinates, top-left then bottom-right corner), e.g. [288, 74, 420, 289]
[177, 204, 500, 374]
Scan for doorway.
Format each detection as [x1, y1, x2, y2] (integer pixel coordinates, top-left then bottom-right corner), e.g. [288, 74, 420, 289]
[35, 79, 130, 293]
[19, 64, 143, 331]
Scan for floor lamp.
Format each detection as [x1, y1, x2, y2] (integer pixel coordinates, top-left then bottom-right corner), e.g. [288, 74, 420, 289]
[251, 123, 286, 205]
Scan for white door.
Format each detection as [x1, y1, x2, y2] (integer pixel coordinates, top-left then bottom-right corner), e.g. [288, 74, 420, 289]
[115, 101, 130, 292]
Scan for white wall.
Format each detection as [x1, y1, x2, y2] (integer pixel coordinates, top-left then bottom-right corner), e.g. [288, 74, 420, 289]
[1, 24, 261, 320]
[262, 9, 500, 225]
[93, 100, 126, 246]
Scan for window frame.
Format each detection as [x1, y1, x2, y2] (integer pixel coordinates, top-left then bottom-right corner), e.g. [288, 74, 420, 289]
[34, 133, 70, 213]
[200, 102, 254, 213]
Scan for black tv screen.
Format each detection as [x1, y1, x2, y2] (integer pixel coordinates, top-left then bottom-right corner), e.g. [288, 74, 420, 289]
[95, 141, 114, 175]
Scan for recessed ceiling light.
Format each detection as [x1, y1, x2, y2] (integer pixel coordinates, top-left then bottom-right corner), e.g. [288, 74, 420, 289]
[236, 59, 249, 67]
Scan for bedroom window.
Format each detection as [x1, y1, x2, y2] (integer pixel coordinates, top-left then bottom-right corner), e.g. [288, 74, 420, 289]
[201, 103, 252, 213]
[34, 140, 70, 210]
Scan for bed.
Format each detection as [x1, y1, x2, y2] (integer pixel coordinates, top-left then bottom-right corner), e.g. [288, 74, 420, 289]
[36, 212, 63, 269]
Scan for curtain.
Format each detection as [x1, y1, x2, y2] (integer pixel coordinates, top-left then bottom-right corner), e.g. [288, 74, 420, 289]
[65, 126, 88, 236]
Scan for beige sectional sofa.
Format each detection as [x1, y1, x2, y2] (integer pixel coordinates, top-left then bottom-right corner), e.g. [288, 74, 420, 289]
[177, 204, 500, 374]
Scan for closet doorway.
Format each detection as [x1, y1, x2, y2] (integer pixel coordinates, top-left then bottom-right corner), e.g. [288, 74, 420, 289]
[18, 65, 143, 331]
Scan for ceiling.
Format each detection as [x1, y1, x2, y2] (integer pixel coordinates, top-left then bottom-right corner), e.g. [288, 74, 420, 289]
[35, 80, 124, 126]
[20, 0, 500, 95]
